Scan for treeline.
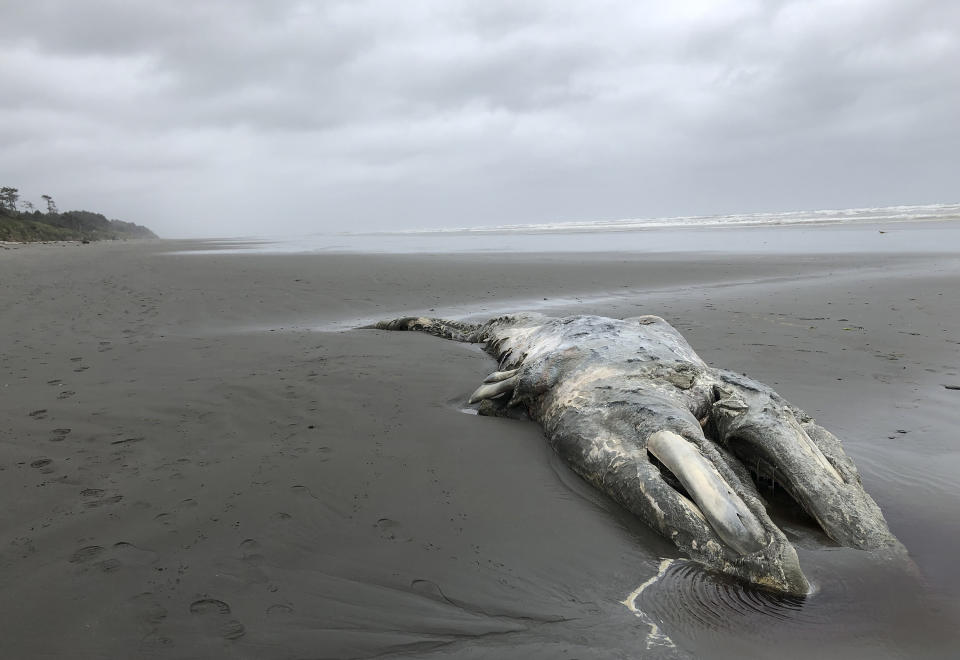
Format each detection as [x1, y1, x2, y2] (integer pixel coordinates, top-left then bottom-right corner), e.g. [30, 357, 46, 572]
[0, 187, 157, 242]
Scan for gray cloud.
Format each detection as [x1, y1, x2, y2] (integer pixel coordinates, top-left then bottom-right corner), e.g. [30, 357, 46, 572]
[1, 0, 957, 237]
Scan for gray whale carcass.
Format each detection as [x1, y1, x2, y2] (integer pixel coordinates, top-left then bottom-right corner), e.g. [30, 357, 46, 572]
[368, 313, 900, 594]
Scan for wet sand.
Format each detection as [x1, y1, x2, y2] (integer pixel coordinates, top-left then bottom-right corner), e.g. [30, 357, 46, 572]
[1, 236, 959, 658]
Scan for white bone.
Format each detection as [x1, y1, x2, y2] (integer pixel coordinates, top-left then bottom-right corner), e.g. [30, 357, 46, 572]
[468, 374, 519, 404]
[483, 368, 520, 383]
[648, 430, 767, 555]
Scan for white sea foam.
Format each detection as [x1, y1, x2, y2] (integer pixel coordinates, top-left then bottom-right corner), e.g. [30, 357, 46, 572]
[372, 202, 960, 236]
[621, 558, 679, 651]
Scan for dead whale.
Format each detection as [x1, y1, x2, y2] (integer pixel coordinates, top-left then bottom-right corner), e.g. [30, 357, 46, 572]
[367, 313, 900, 594]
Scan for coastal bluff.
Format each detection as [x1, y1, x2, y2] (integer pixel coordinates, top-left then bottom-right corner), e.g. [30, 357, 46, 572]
[1, 206, 156, 243]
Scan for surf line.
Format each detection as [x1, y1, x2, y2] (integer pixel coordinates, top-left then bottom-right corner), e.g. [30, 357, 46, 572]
[620, 558, 679, 650]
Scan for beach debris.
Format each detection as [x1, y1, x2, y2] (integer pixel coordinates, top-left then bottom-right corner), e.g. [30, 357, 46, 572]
[369, 313, 902, 594]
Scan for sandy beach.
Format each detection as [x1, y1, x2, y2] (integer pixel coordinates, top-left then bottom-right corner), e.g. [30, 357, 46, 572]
[2, 231, 959, 659]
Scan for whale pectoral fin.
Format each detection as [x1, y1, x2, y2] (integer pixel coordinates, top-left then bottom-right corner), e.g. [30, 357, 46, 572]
[482, 368, 521, 383]
[468, 374, 519, 404]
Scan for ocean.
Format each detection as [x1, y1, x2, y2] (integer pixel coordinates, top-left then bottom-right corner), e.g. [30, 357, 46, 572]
[182, 202, 960, 255]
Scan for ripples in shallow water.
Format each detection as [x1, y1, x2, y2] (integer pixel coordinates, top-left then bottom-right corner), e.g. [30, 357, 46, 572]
[627, 560, 811, 634]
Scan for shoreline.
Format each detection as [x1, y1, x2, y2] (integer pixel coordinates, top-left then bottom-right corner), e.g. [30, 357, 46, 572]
[2, 234, 959, 658]
[160, 219, 960, 256]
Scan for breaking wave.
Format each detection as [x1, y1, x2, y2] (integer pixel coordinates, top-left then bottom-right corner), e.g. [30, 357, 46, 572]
[379, 203, 960, 236]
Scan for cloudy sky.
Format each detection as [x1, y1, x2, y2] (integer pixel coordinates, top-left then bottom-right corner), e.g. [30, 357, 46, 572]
[1, 0, 957, 237]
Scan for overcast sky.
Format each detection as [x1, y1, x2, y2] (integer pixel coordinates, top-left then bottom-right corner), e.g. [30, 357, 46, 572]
[1, 0, 957, 237]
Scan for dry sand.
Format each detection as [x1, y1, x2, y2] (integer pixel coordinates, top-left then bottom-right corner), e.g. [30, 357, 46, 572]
[1, 235, 959, 658]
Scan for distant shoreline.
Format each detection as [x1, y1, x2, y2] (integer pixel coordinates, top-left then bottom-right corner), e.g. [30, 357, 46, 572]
[1, 237, 157, 249]
[164, 218, 960, 256]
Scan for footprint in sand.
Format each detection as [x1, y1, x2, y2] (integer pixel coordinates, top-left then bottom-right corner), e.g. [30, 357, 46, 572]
[132, 592, 168, 626]
[221, 539, 269, 585]
[189, 598, 231, 615]
[57, 390, 76, 400]
[97, 558, 122, 572]
[85, 494, 124, 509]
[189, 598, 246, 640]
[50, 428, 71, 441]
[375, 517, 409, 541]
[110, 541, 158, 567]
[69, 545, 105, 564]
[28, 409, 48, 420]
[238, 539, 264, 565]
[77, 541, 156, 574]
[129, 592, 172, 648]
[67, 540, 155, 573]
[30, 457, 54, 474]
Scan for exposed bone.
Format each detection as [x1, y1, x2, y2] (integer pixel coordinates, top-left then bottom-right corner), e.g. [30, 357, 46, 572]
[483, 368, 520, 383]
[647, 430, 767, 555]
[792, 418, 843, 484]
[468, 374, 519, 404]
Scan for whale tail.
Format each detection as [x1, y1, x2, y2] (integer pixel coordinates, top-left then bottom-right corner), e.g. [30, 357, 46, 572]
[362, 317, 485, 343]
